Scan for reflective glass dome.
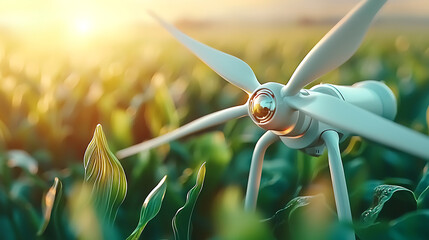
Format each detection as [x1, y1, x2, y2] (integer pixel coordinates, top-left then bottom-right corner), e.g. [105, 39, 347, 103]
[249, 89, 276, 124]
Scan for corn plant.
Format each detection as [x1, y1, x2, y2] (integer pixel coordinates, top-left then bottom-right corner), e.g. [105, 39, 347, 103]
[0, 20, 428, 239]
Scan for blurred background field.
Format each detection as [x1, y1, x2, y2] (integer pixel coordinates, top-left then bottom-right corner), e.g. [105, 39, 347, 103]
[1, 0, 429, 239]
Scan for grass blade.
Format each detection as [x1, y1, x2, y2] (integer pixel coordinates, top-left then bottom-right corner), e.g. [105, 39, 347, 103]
[37, 177, 62, 236]
[127, 175, 168, 240]
[84, 124, 127, 224]
[172, 162, 206, 240]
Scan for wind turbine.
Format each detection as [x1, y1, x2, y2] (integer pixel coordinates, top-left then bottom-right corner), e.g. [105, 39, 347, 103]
[117, 0, 429, 239]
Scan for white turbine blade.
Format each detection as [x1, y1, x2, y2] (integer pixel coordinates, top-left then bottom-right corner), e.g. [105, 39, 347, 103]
[117, 104, 248, 159]
[283, 0, 387, 96]
[288, 92, 429, 159]
[149, 12, 260, 94]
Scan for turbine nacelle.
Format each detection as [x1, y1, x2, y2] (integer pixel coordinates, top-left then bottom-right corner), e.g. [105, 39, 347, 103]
[287, 81, 397, 155]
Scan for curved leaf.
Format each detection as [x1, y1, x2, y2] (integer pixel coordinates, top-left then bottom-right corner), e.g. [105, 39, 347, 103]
[361, 185, 416, 225]
[172, 162, 206, 240]
[127, 175, 167, 240]
[389, 210, 429, 239]
[7, 150, 38, 174]
[264, 195, 326, 226]
[358, 210, 429, 240]
[415, 163, 429, 197]
[83, 124, 127, 224]
[341, 136, 367, 157]
[37, 177, 62, 236]
[263, 194, 335, 239]
[417, 186, 429, 209]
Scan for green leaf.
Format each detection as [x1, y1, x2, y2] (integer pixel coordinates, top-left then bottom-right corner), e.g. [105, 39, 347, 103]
[127, 175, 167, 240]
[361, 185, 416, 225]
[215, 187, 274, 240]
[296, 150, 313, 188]
[189, 132, 231, 191]
[341, 136, 367, 157]
[83, 124, 127, 224]
[145, 73, 179, 137]
[111, 109, 133, 148]
[172, 162, 206, 240]
[5, 180, 42, 239]
[37, 177, 63, 236]
[414, 163, 429, 197]
[358, 210, 429, 240]
[264, 195, 326, 226]
[0, 153, 12, 191]
[389, 210, 429, 239]
[263, 194, 336, 240]
[258, 157, 297, 211]
[417, 186, 429, 209]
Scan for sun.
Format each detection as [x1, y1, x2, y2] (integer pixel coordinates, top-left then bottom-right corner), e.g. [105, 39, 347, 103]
[71, 16, 94, 36]
[74, 18, 93, 34]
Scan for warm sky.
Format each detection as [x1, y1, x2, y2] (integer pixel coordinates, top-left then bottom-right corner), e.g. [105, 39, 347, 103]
[0, 0, 428, 29]
[140, 0, 429, 22]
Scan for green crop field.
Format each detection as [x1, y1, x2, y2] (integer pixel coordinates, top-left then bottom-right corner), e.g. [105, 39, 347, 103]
[0, 22, 428, 239]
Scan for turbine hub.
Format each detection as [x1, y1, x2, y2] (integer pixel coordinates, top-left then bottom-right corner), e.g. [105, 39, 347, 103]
[249, 89, 276, 124]
[248, 82, 308, 136]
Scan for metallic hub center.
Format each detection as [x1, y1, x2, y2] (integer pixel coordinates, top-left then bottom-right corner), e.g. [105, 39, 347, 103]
[249, 89, 276, 124]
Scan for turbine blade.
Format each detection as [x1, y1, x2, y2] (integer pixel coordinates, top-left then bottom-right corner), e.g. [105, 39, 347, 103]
[117, 104, 248, 159]
[283, 0, 387, 96]
[149, 11, 260, 94]
[289, 92, 429, 159]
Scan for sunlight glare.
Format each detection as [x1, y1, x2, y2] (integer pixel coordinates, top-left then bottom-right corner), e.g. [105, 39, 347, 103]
[73, 17, 94, 36]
